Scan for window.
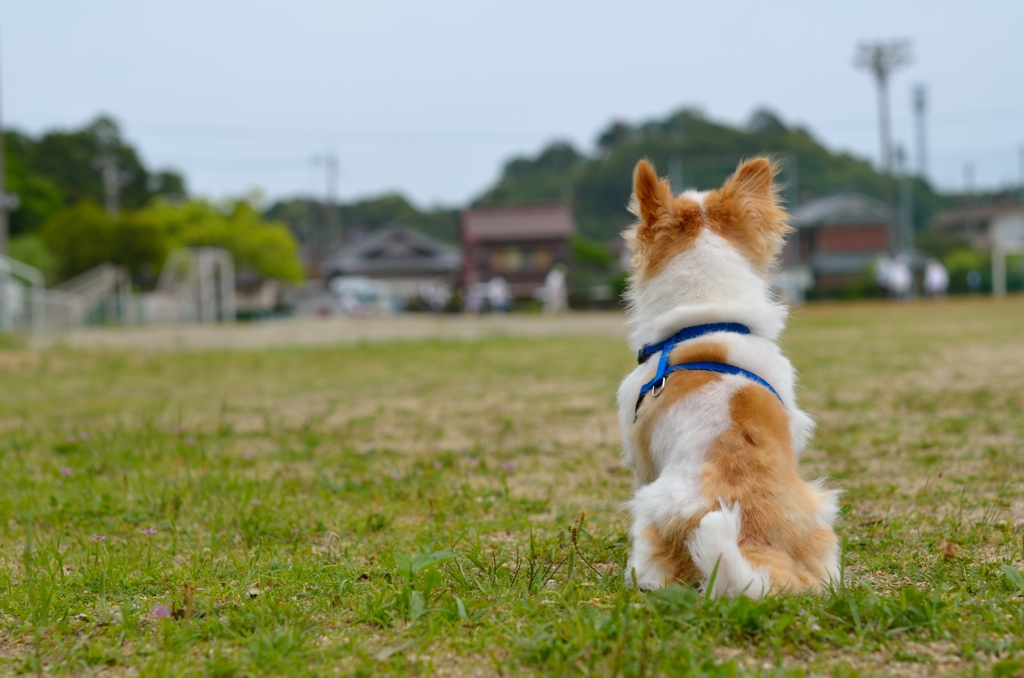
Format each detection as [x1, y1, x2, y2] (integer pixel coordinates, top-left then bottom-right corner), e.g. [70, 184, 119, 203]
[490, 247, 523, 272]
[531, 248, 553, 271]
[490, 246, 553, 272]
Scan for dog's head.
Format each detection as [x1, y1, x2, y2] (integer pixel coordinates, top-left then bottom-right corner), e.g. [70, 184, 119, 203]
[624, 157, 791, 286]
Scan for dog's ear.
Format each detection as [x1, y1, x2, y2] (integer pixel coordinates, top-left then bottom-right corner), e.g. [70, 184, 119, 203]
[727, 157, 774, 197]
[626, 159, 706, 274]
[713, 157, 791, 267]
[630, 159, 674, 228]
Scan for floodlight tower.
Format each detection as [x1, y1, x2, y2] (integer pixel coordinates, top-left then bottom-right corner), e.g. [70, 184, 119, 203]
[913, 84, 927, 179]
[855, 40, 912, 175]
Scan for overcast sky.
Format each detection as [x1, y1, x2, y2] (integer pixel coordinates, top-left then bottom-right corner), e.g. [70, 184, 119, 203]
[2, 0, 1022, 207]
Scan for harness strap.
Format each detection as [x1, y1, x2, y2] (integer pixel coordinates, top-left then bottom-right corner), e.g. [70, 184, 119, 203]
[632, 324, 783, 420]
[637, 322, 751, 365]
[634, 361, 784, 416]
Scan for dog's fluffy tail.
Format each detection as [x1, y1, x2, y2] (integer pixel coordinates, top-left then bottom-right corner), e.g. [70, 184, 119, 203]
[687, 501, 770, 599]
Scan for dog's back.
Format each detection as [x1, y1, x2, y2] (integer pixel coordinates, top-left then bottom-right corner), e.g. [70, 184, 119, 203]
[618, 158, 840, 597]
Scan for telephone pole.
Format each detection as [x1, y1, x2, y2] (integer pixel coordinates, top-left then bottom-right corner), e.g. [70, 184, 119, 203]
[895, 145, 913, 254]
[855, 40, 912, 175]
[1018, 145, 1023, 210]
[0, 24, 8, 255]
[668, 156, 683, 194]
[310, 151, 341, 272]
[93, 120, 131, 216]
[313, 151, 339, 240]
[96, 155, 126, 216]
[323, 151, 338, 222]
[913, 84, 927, 179]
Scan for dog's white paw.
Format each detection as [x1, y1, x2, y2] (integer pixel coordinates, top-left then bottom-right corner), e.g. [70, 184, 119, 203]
[625, 557, 672, 590]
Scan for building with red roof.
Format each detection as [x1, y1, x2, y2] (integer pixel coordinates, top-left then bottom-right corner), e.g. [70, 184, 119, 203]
[460, 205, 574, 297]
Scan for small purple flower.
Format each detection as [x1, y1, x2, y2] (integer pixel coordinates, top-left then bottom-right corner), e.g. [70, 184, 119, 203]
[140, 528, 157, 536]
[465, 456, 478, 465]
[432, 461, 443, 470]
[501, 462, 515, 472]
[243, 453, 254, 462]
[92, 535, 106, 542]
[59, 466, 72, 476]
[150, 603, 172, 619]
[389, 472, 402, 481]
[185, 436, 196, 446]
[66, 434, 77, 443]
[79, 432, 90, 441]
[810, 623, 821, 631]
[249, 499, 262, 506]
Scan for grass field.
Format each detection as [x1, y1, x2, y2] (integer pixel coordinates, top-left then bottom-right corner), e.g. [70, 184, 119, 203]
[2, 299, 1024, 677]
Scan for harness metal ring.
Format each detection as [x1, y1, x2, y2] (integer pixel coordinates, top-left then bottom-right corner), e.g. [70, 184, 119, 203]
[650, 376, 667, 397]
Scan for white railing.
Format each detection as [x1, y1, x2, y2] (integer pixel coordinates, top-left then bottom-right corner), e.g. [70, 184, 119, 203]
[2, 249, 236, 334]
[0, 254, 45, 334]
[0, 255, 134, 335]
[51, 263, 133, 329]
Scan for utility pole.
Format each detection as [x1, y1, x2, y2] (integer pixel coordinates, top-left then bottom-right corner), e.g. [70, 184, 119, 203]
[0, 24, 7, 256]
[964, 161, 977, 240]
[96, 155, 126, 216]
[855, 40, 912, 175]
[668, 156, 683, 194]
[782, 154, 801, 268]
[895, 146, 913, 254]
[1019, 144, 1024, 210]
[913, 84, 927, 179]
[783, 153, 799, 209]
[310, 151, 340, 276]
[324, 151, 339, 244]
[93, 120, 130, 217]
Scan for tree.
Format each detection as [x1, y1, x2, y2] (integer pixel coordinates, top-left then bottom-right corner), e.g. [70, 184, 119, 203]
[40, 202, 169, 280]
[747, 108, 788, 135]
[40, 199, 305, 284]
[8, 116, 186, 213]
[7, 234, 58, 282]
[265, 193, 460, 245]
[473, 107, 953, 241]
[3, 145, 63, 237]
[141, 199, 304, 282]
[475, 142, 585, 206]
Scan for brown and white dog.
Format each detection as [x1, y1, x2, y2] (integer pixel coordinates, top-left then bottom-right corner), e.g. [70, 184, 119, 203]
[617, 157, 840, 598]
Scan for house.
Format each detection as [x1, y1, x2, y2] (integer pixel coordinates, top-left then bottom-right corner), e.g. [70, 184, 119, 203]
[782, 193, 895, 294]
[931, 201, 1024, 251]
[235, 270, 282, 318]
[321, 225, 462, 308]
[460, 205, 574, 297]
[932, 200, 1024, 296]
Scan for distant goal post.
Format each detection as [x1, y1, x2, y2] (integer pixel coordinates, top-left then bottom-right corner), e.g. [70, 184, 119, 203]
[992, 241, 1024, 297]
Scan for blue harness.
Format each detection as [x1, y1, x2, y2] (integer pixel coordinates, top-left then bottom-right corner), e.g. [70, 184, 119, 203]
[633, 322, 783, 419]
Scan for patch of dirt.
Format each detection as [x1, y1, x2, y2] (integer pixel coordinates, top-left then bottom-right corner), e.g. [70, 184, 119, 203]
[32, 313, 627, 351]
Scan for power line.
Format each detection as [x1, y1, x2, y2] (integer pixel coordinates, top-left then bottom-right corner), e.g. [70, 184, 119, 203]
[154, 155, 313, 170]
[809, 106, 1024, 131]
[123, 120, 547, 145]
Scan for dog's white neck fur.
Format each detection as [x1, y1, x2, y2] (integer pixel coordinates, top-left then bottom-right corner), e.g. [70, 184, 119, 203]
[625, 195, 787, 352]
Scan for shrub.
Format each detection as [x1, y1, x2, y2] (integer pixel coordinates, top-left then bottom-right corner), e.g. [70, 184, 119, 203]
[40, 202, 169, 281]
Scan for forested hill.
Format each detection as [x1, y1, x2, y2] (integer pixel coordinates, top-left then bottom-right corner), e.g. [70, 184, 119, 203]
[474, 108, 948, 242]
